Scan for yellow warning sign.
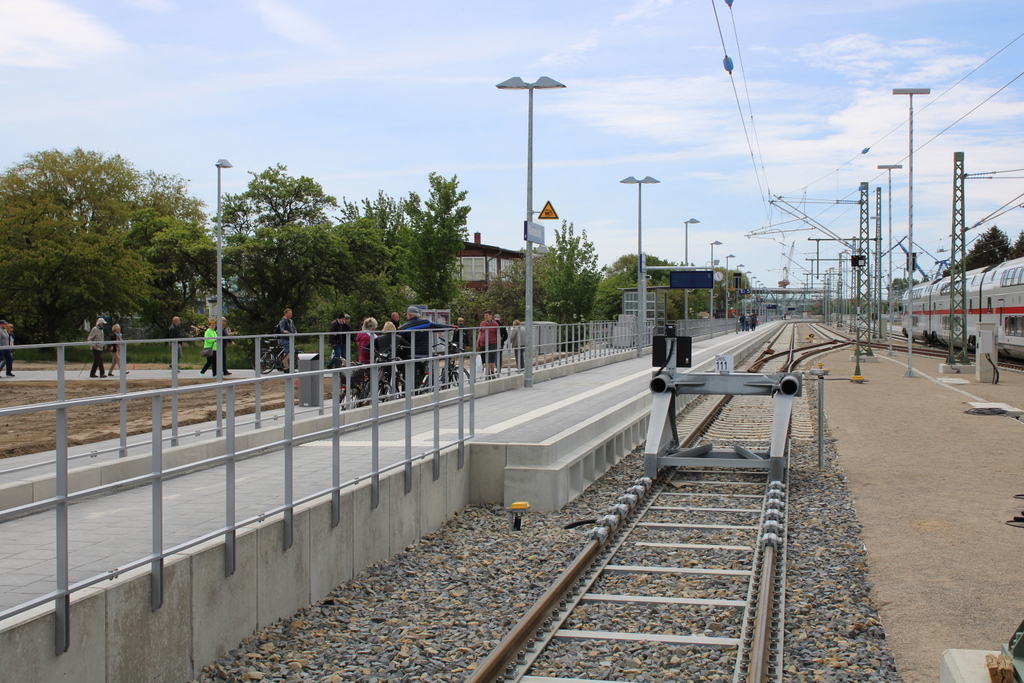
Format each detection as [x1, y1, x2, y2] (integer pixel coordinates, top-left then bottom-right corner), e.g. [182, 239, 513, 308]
[537, 201, 558, 220]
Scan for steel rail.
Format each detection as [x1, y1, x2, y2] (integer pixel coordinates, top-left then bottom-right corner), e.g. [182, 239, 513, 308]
[746, 543, 777, 683]
[468, 328, 797, 683]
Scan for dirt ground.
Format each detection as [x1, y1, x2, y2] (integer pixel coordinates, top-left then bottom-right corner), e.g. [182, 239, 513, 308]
[820, 350, 1024, 683]
[0, 362, 290, 458]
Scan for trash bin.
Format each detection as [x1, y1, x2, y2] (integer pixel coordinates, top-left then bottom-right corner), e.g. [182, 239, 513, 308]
[297, 353, 321, 407]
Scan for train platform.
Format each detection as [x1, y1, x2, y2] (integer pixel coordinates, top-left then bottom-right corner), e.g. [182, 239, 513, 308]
[817, 346, 1024, 683]
[0, 325, 776, 630]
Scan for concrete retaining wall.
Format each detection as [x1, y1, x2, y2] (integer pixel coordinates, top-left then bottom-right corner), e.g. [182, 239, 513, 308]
[0, 447, 470, 683]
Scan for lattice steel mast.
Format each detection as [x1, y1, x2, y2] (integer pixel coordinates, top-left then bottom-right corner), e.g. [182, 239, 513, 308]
[947, 151, 970, 365]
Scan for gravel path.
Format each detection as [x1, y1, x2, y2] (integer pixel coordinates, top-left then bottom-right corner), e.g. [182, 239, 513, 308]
[190, 381, 903, 683]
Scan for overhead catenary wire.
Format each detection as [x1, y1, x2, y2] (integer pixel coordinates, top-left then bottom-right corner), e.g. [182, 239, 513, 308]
[780, 29, 1024, 199]
[710, 0, 772, 222]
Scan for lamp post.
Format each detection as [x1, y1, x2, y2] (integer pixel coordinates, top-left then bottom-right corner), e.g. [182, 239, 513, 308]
[683, 218, 700, 332]
[878, 164, 903, 356]
[215, 159, 232, 368]
[709, 241, 722, 338]
[893, 87, 929, 377]
[621, 176, 659, 357]
[497, 76, 565, 387]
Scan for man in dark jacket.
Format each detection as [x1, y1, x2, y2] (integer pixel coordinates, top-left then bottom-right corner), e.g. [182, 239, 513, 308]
[168, 316, 182, 368]
[398, 305, 453, 359]
[327, 313, 352, 368]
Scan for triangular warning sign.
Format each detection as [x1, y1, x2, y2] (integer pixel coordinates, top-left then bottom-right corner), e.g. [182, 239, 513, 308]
[537, 201, 558, 220]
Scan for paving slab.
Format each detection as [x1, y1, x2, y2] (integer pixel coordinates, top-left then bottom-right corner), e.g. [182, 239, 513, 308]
[820, 347, 1024, 683]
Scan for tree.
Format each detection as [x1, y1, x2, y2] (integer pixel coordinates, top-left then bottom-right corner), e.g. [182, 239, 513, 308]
[0, 148, 177, 341]
[403, 173, 470, 308]
[964, 226, 1010, 270]
[1010, 230, 1024, 260]
[341, 191, 412, 289]
[537, 221, 601, 324]
[126, 208, 216, 332]
[220, 166, 350, 334]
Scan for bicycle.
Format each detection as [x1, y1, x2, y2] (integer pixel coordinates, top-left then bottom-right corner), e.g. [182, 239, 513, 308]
[256, 340, 290, 374]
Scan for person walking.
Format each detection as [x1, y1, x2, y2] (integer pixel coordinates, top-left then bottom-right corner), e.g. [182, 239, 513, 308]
[200, 319, 218, 376]
[277, 308, 297, 372]
[108, 324, 128, 376]
[507, 319, 525, 371]
[750, 314, 758, 331]
[0, 320, 13, 377]
[494, 314, 508, 375]
[220, 317, 234, 376]
[328, 313, 352, 369]
[168, 316, 183, 368]
[88, 318, 107, 378]
[476, 310, 500, 377]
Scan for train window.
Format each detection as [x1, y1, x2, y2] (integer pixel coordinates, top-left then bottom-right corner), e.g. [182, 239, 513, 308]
[988, 297, 993, 313]
[941, 315, 949, 330]
[939, 283, 951, 295]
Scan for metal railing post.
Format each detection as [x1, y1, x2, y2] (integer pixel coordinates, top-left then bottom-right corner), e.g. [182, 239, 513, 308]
[331, 370, 341, 528]
[254, 338, 262, 430]
[150, 395, 164, 610]
[432, 355, 441, 483]
[283, 373, 294, 550]
[224, 386, 236, 576]
[54, 404, 70, 654]
[171, 339, 179, 447]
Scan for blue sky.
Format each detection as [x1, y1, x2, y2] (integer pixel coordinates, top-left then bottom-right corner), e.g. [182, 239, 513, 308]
[3, 0, 1024, 290]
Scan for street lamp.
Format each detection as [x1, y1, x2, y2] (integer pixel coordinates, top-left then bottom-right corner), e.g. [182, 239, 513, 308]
[215, 159, 232, 367]
[709, 241, 722, 338]
[893, 87, 929, 377]
[683, 218, 700, 330]
[621, 176, 659, 357]
[878, 163, 903, 356]
[724, 254, 736, 325]
[497, 76, 565, 387]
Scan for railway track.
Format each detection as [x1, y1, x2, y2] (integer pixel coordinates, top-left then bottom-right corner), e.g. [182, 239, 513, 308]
[467, 323, 833, 683]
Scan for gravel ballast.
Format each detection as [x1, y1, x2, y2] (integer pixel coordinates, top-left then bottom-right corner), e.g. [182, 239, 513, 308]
[191, 381, 902, 683]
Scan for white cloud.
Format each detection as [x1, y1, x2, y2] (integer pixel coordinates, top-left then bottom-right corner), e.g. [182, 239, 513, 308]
[614, 0, 673, 23]
[253, 0, 336, 50]
[0, 0, 127, 68]
[121, 0, 173, 11]
[540, 31, 600, 66]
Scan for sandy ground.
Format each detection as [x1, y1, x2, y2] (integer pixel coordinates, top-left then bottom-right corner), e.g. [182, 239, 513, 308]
[0, 363, 290, 458]
[820, 349, 1024, 683]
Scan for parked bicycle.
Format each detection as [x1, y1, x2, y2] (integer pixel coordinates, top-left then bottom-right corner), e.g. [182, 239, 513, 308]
[256, 340, 290, 374]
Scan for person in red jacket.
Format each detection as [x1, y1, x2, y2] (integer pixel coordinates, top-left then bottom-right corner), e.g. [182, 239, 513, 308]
[477, 310, 500, 377]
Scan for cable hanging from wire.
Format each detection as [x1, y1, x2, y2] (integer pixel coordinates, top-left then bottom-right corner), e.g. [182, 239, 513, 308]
[710, 0, 772, 222]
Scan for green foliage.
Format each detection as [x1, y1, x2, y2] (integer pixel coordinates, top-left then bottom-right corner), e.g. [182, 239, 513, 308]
[127, 208, 215, 332]
[403, 173, 470, 308]
[965, 225, 1010, 270]
[538, 221, 600, 324]
[1010, 230, 1024, 260]
[0, 148, 174, 342]
[220, 165, 349, 334]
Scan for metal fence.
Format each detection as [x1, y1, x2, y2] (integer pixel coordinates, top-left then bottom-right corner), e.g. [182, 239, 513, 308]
[0, 320, 631, 651]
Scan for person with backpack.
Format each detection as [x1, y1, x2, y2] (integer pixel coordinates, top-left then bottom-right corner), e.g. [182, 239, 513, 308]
[277, 308, 297, 372]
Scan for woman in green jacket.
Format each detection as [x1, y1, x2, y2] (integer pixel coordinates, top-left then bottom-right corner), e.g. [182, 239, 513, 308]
[200, 319, 218, 376]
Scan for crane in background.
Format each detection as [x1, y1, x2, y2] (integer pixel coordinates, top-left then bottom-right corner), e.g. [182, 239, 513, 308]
[778, 241, 795, 288]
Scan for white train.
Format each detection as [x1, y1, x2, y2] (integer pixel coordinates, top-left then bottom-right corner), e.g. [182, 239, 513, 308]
[902, 256, 1024, 360]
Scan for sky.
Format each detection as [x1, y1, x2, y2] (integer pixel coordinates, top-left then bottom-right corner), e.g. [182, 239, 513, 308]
[3, 0, 1024, 292]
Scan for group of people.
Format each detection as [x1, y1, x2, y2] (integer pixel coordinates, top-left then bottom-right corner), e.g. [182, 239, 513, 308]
[86, 318, 129, 378]
[277, 306, 527, 379]
[738, 313, 759, 331]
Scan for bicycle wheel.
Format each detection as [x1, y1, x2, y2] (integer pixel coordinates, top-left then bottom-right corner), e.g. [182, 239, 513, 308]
[258, 349, 277, 374]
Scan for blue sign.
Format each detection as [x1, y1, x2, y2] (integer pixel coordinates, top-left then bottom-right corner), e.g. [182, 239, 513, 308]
[669, 270, 714, 289]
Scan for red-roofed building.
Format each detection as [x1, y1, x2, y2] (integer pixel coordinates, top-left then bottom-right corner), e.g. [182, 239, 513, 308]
[457, 232, 523, 290]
